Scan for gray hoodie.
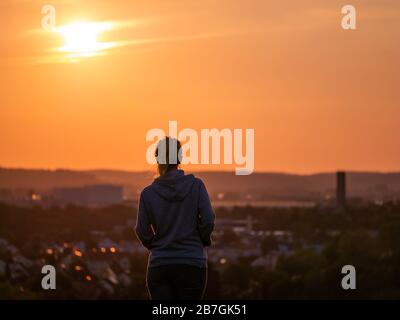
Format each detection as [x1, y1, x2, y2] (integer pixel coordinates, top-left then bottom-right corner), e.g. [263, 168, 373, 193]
[135, 169, 215, 268]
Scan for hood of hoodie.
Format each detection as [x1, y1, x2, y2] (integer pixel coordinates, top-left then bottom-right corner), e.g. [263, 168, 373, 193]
[152, 169, 195, 201]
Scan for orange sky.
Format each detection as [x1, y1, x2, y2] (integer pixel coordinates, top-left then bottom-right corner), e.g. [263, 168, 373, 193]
[0, 0, 399, 174]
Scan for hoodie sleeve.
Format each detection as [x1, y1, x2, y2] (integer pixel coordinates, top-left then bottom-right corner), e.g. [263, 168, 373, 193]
[135, 192, 155, 250]
[197, 179, 215, 247]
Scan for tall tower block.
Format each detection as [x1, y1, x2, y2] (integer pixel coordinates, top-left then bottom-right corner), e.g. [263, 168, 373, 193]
[336, 171, 346, 209]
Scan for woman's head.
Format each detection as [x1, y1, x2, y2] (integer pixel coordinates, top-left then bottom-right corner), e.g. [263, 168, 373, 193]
[155, 136, 182, 176]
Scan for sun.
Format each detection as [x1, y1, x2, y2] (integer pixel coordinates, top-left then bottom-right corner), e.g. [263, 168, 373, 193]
[56, 21, 115, 56]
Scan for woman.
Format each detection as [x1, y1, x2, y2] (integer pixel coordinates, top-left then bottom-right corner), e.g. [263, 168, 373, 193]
[135, 136, 215, 300]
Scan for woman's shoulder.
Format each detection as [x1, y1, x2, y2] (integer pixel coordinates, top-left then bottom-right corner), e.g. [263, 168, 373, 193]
[140, 184, 154, 197]
[192, 176, 207, 190]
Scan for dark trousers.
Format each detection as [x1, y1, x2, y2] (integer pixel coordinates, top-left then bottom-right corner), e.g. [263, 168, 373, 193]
[147, 264, 207, 300]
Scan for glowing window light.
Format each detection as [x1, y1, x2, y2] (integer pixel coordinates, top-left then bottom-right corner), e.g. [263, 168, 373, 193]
[75, 265, 82, 271]
[74, 250, 83, 257]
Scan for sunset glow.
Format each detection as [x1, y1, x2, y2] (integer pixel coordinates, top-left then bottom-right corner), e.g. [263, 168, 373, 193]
[0, 0, 399, 173]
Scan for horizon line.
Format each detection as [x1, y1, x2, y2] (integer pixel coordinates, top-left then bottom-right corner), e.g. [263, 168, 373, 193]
[1, 165, 400, 176]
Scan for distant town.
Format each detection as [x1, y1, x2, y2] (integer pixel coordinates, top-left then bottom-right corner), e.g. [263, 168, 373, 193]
[1, 170, 400, 299]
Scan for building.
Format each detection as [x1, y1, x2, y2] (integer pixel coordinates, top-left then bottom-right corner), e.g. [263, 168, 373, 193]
[336, 171, 346, 209]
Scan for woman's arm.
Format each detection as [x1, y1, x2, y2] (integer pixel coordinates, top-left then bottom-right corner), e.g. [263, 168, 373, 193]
[197, 180, 215, 247]
[135, 192, 155, 249]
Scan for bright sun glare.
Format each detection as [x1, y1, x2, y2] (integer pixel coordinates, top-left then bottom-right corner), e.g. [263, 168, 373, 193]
[56, 22, 115, 56]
